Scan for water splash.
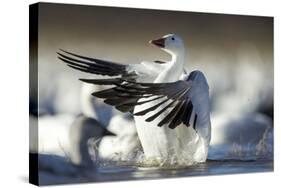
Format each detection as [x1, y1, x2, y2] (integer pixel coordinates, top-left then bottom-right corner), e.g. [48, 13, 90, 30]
[88, 138, 203, 168]
[209, 126, 273, 161]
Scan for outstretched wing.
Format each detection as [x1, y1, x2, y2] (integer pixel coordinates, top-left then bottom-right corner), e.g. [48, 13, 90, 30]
[57, 49, 166, 114]
[57, 49, 166, 82]
[58, 50, 209, 130]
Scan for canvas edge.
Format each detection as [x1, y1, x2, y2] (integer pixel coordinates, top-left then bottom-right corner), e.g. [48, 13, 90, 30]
[29, 3, 39, 186]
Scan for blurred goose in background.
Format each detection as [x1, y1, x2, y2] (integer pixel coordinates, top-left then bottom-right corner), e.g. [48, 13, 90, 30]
[31, 115, 114, 162]
[69, 115, 115, 166]
[30, 114, 114, 185]
[58, 33, 211, 166]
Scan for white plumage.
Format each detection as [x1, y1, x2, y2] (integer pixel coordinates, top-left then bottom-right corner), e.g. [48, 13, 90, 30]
[133, 34, 211, 165]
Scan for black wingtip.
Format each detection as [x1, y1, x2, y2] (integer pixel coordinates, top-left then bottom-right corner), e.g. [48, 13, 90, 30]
[103, 129, 116, 136]
[57, 50, 69, 61]
[79, 78, 92, 83]
[79, 78, 123, 85]
[168, 124, 176, 129]
[57, 49, 66, 56]
[154, 60, 166, 64]
[57, 56, 67, 63]
[59, 49, 80, 57]
[56, 52, 64, 58]
[57, 49, 75, 57]
[59, 48, 67, 53]
[79, 78, 105, 85]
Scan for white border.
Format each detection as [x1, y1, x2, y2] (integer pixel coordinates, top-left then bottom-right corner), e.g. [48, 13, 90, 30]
[0, 0, 279, 188]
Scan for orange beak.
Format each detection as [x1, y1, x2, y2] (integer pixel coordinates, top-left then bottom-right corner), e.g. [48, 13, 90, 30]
[149, 37, 165, 48]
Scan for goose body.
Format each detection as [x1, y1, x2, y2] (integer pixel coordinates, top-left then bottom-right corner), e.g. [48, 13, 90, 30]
[134, 42, 210, 164]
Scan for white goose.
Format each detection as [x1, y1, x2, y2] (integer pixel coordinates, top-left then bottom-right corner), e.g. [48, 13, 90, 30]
[58, 34, 211, 166]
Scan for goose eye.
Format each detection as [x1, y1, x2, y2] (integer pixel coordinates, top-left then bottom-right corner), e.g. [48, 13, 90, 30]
[171, 37, 175, 41]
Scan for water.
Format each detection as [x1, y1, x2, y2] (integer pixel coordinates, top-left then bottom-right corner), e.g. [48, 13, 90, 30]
[94, 159, 272, 182]
[39, 159, 273, 185]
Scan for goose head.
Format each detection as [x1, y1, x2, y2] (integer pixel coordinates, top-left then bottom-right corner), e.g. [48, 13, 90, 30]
[150, 34, 185, 56]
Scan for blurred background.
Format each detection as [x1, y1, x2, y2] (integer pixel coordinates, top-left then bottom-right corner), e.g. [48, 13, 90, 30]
[29, 3, 273, 185]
